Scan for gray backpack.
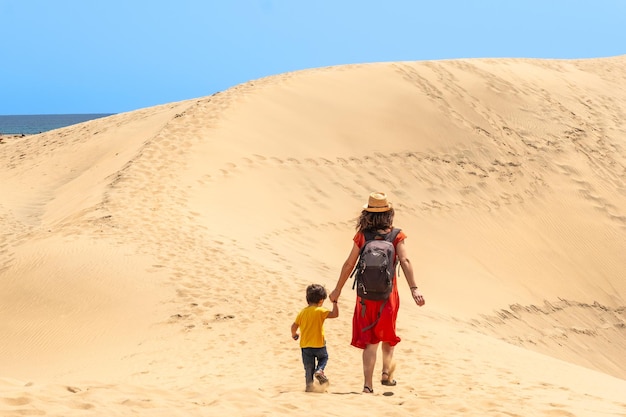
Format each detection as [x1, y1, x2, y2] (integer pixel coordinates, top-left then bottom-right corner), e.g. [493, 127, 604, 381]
[351, 228, 401, 301]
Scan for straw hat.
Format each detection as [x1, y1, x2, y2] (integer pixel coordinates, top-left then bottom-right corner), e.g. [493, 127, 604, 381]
[363, 192, 393, 212]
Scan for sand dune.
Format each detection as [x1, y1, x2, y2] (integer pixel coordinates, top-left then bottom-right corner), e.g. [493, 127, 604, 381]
[1, 56, 625, 416]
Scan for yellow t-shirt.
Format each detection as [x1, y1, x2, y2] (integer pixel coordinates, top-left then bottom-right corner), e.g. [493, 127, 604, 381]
[295, 305, 330, 348]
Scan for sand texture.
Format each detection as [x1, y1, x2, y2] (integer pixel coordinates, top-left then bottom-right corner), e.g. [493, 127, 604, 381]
[1, 56, 625, 416]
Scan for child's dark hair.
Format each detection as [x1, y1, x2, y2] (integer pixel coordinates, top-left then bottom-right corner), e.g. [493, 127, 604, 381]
[306, 284, 327, 304]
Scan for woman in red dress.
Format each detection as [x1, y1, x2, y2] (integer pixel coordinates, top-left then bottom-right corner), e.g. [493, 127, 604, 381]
[329, 192, 425, 394]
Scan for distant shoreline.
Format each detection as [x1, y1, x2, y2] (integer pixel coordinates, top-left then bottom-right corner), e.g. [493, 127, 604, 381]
[0, 113, 115, 135]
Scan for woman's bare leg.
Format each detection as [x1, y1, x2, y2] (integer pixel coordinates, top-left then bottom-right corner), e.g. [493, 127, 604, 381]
[381, 342, 395, 380]
[362, 343, 378, 391]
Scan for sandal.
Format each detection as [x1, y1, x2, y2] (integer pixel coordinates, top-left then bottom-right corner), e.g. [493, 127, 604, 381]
[381, 371, 397, 386]
[363, 385, 374, 394]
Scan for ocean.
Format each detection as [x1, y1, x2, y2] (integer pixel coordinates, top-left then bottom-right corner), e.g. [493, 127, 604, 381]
[0, 114, 115, 135]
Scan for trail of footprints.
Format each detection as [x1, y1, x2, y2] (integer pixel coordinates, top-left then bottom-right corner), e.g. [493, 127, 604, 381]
[203, 150, 544, 215]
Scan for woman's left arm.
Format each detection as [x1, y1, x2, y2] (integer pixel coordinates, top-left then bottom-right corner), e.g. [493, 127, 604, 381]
[396, 240, 425, 306]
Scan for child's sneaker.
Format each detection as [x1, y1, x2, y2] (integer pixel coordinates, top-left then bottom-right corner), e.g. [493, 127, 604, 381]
[314, 369, 328, 384]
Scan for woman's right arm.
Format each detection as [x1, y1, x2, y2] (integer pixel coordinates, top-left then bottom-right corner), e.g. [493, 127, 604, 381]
[329, 242, 360, 302]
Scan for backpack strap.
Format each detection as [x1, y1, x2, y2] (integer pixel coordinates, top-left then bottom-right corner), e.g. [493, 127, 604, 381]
[387, 228, 402, 276]
[386, 228, 401, 244]
[350, 230, 374, 280]
[360, 299, 387, 332]
[359, 230, 377, 253]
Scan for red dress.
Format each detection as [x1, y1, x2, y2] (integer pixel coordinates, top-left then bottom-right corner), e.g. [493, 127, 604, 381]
[350, 230, 406, 349]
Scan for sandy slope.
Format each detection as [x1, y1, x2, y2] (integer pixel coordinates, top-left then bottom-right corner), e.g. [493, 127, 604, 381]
[1, 56, 625, 416]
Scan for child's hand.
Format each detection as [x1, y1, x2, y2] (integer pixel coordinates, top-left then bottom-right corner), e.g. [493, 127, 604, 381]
[292, 334, 299, 341]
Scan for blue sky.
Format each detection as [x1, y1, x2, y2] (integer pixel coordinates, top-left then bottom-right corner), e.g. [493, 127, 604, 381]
[1, 0, 624, 115]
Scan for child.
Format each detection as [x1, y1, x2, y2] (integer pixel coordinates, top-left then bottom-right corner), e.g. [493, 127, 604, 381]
[291, 284, 339, 392]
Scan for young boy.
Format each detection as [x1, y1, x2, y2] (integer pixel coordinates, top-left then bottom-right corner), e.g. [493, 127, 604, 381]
[291, 284, 339, 392]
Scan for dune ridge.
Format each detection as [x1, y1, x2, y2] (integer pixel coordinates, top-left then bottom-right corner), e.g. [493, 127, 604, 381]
[1, 56, 625, 416]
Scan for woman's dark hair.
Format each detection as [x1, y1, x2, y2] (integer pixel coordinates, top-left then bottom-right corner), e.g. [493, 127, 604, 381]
[355, 208, 395, 232]
[306, 284, 327, 304]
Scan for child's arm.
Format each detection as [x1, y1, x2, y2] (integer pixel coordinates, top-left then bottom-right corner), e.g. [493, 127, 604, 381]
[327, 301, 339, 319]
[291, 322, 299, 340]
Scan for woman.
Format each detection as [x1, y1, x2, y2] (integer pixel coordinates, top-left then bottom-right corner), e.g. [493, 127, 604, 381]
[329, 192, 425, 394]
